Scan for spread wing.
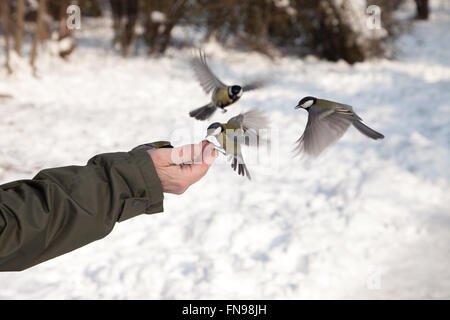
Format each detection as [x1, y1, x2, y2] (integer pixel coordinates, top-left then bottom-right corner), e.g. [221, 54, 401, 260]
[242, 79, 267, 92]
[227, 108, 270, 147]
[295, 104, 359, 157]
[191, 50, 226, 94]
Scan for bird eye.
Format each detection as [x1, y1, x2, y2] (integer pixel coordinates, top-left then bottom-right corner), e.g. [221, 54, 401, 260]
[232, 86, 241, 95]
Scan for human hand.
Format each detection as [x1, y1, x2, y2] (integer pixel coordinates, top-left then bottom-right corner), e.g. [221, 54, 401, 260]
[147, 141, 216, 194]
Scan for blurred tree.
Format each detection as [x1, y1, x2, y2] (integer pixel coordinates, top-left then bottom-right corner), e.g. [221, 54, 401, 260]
[79, 0, 102, 17]
[14, 0, 24, 56]
[296, 0, 370, 63]
[0, 0, 12, 74]
[0, 0, 409, 67]
[142, 0, 187, 55]
[414, 0, 429, 19]
[38, 0, 77, 59]
[30, 0, 47, 75]
[110, 0, 138, 56]
[57, 0, 76, 59]
[188, 0, 404, 63]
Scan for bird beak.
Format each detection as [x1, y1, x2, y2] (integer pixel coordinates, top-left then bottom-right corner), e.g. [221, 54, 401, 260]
[295, 104, 301, 109]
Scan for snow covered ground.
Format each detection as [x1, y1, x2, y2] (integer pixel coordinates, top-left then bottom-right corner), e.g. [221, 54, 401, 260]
[1, 0, 449, 299]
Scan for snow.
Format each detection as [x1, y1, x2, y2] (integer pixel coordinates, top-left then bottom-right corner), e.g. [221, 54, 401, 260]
[0, 0, 449, 299]
[151, 11, 166, 24]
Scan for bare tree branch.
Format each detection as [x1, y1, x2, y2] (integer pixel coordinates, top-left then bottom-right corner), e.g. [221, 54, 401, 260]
[0, 0, 12, 74]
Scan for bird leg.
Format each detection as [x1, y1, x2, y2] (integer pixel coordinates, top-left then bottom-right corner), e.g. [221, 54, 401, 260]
[205, 135, 226, 155]
[179, 161, 194, 167]
[215, 146, 227, 155]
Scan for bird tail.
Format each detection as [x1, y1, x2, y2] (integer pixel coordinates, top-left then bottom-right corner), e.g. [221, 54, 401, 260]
[189, 103, 217, 121]
[352, 120, 384, 140]
[232, 156, 251, 180]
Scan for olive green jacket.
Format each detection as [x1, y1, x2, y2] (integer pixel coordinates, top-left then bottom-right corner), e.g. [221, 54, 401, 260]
[0, 148, 164, 271]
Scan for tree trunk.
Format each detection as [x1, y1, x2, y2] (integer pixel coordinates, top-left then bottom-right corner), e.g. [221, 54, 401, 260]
[58, 0, 76, 59]
[110, 0, 123, 48]
[0, 0, 12, 74]
[58, 0, 70, 37]
[14, 0, 24, 55]
[157, 0, 186, 54]
[30, 0, 46, 74]
[415, 0, 429, 20]
[121, 0, 137, 56]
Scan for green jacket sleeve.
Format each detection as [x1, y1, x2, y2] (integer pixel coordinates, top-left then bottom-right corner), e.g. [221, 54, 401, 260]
[0, 148, 164, 271]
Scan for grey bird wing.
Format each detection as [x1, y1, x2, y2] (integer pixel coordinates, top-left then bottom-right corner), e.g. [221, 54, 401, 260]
[191, 50, 226, 94]
[242, 79, 267, 92]
[295, 104, 358, 157]
[227, 108, 270, 147]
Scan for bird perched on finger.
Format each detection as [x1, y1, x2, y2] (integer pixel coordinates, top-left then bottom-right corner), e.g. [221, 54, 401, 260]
[294, 96, 384, 157]
[189, 50, 267, 121]
[206, 108, 269, 180]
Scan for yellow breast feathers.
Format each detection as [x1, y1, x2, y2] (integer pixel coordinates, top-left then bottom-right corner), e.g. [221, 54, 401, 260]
[212, 87, 233, 106]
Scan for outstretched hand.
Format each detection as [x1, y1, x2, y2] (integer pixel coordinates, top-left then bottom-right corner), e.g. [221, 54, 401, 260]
[147, 141, 216, 194]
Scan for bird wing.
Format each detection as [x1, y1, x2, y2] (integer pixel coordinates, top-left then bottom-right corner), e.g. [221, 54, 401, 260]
[223, 133, 251, 180]
[295, 105, 358, 157]
[242, 79, 267, 92]
[227, 108, 270, 147]
[191, 50, 226, 94]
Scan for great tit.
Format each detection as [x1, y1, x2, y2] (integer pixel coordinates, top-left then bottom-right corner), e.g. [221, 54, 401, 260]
[206, 108, 269, 180]
[189, 50, 266, 121]
[295, 96, 384, 157]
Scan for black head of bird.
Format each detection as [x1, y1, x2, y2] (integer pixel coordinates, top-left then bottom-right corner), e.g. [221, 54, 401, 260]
[189, 50, 266, 121]
[229, 85, 243, 100]
[206, 122, 224, 137]
[295, 96, 317, 110]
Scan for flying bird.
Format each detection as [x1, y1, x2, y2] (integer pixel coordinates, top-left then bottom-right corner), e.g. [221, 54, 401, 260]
[294, 96, 384, 157]
[189, 50, 266, 121]
[205, 108, 269, 180]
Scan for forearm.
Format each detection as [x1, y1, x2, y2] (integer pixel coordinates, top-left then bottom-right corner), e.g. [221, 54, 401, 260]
[0, 148, 163, 271]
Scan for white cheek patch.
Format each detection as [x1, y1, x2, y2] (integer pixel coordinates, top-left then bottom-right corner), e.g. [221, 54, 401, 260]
[211, 127, 222, 136]
[237, 90, 243, 97]
[302, 100, 314, 108]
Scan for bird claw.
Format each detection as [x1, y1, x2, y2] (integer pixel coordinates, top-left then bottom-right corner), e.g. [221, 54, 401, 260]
[205, 135, 226, 155]
[179, 161, 193, 167]
[215, 146, 227, 155]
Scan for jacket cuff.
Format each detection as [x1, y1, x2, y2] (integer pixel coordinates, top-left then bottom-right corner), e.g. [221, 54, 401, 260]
[118, 149, 164, 222]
